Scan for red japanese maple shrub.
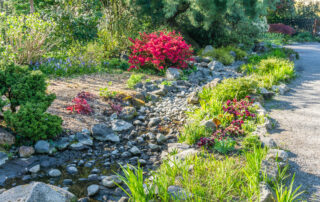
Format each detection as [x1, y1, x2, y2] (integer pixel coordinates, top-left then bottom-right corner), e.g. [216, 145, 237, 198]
[269, 23, 296, 35]
[128, 31, 194, 71]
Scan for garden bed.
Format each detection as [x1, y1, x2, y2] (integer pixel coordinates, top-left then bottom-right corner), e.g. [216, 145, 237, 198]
[47, 72, 161, 132]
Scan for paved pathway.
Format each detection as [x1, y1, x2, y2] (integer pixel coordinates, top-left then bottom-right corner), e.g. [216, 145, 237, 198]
[266, 43, 320, 201]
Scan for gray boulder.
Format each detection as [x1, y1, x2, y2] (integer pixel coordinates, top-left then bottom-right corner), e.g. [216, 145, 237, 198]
[112, 120, 133, 132]
[91, 124, 120, 142]
[0, 182, 75, 202]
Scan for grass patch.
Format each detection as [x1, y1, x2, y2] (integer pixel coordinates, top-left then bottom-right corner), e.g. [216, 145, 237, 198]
[117, 147, 268, 201]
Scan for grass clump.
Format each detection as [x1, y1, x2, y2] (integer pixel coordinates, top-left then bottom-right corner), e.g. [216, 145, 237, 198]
[242, 58, 295, 89]
[117, 147, 269, 201]
[127, 74, 144, 89]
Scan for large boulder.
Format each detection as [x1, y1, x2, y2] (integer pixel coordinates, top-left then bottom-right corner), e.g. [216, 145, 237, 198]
[0, 128, 15, 146]
[0, 181, 76, 202]
[91, 124, 120, 142]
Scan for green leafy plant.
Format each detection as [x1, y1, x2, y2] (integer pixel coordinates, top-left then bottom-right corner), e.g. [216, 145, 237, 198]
[214, 138, 236, 154]
[127, 74, 144, 89]
[161, 80, 172, 86]
[99, 82, 118, 98]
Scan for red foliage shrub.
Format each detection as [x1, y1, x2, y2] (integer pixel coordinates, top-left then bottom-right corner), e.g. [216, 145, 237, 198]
[67, 97, 92, 115]
[67, 91, 94, 115]
[128, 31, 194, 71]
[268, 23, 296, 35]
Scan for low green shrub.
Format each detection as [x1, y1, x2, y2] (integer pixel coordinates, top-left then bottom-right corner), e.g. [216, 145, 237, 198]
[0, 63, 62, 143]
[204, 48, 234, 65]
[127, 74, 144, 89]
[4, 103, 63, 142]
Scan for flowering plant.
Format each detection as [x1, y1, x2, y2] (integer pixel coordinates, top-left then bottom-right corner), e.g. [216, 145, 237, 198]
[128, 31, 193, 71]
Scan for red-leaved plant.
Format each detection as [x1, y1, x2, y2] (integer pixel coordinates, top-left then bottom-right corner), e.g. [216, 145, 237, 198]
[128, 31, 194, 71]
[67, 97, 92, 115]
[67, 91, 93, 115]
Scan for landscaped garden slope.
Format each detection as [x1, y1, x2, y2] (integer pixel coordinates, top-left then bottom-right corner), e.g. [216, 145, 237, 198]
[0, 0, 319, 201]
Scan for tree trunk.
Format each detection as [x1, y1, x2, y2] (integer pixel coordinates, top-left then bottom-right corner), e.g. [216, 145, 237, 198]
[30, 0, 35, 13]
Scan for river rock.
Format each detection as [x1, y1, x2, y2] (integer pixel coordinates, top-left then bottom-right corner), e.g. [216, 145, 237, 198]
[0, 182, 75, 202]
[129, 146, 141, 155]
[0, 128, 15, 146]
[87, 184, 99, 196]
[29, 164, 40, 173]
[202, 45, 214, 55]
[91, 124, 120, 142]
[187, 92, 199, 104]
[75, 133, 93, 146]
[120, 107, 137, 120]
[19, 146, 35, 158]
[35, 140, 52, 154]
[148, 117, 161, 127]
[112, 120, 133, 132]
[102, 175, 122, 188]
[55, 137, 71, 150]
[48, 169, 62, 177]
[66, 166, 78, 175]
